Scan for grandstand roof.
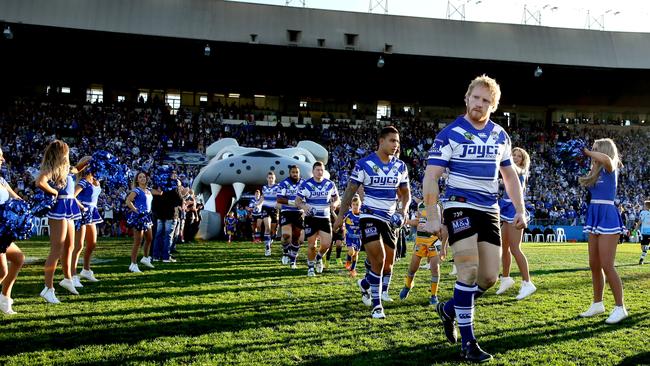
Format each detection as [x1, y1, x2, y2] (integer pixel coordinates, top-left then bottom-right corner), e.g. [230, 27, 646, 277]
[3, 0, 650, 69]
[2, 2, 650, 109]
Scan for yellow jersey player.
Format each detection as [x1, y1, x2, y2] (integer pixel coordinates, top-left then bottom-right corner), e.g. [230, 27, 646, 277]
[399, 200, 448, 305]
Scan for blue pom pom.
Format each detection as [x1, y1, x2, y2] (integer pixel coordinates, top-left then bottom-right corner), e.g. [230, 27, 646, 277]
[30, 190, 57, 217]
[126, 211, 153, 231]
[87, 150, 130, 190]
[0, 199, 35, 246]
[152, 166, 177, 192]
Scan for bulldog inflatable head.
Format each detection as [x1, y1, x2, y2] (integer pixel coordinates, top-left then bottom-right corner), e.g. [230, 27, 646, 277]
[192, 138, 330, 239]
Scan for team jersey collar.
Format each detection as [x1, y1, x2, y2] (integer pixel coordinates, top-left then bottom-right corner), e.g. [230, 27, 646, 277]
[371, 152, 397, 172]
[459, 117, 496, 143]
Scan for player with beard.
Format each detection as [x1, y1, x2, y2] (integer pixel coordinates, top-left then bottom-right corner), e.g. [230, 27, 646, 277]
[422, 75, 526, 362]
[276, 165, 306, 269]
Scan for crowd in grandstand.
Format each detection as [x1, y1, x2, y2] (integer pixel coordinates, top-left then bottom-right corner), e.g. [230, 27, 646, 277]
[1, 98, 649, 237]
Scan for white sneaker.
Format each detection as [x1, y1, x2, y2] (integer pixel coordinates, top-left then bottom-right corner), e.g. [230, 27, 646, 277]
[371, 305, 386, 319]
[496, 276, 515, 295]
[449, 264, 457, 276]
[516, 281, 537, 300]
[59, 278, 80, 295]
[357, 279, 372, 307]
[72, 275, 84, 288]
[315, 260, 324, 274]
[580, 302, 606, 317]
[79, 269, 99, 282]
[381, 291, 394, 302]
[40, 286, 61, 304]
[281, 255, 289, 265]
[605, 306, 628, 324]
[140, 256, 155, 268]
[129, 263, 142, 273]
[290, 263, 298, 270]
[0, 294, 17, 315]
[307, 268, 315, 277]
[265, 249, 272, 257]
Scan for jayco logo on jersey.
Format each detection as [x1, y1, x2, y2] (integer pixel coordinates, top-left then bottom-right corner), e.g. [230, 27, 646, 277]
[369, 176, 399, 186]
[451, 217, 471, 233]
[459, 144, 499, 158]
[310, 190, 330, 198]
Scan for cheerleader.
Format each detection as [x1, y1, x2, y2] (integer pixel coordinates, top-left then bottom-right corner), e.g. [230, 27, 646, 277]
[0, 147, 26, 314]
[125, 172, 154, 272]
[496, 147, 536, 300]
[72, 156, 103, 285]
[36, 140, 82, 303]
[579, 138, 628, 324]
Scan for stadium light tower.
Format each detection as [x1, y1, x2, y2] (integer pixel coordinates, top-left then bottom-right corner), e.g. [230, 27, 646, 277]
[285, 0, 306, 7]
[522, 4, 558, 26]
[586, 9, 620, 31]
[447, 0, 482, 21]
[369, 0, 388, 14]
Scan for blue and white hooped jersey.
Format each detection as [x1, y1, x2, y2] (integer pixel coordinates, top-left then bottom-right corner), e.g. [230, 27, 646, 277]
[297, 178, 339, 218]
[639, 210, 650, 235]
[262, 184, 282, 208]
[344, 210, 361, 240]
[350, 152, 409, 222]
[248, 199, 262, 215]
[427, 116, 512, 213]
[278, 177, 305, 212]
[77, 178, 102, 206]
[588, 168, 617, 203]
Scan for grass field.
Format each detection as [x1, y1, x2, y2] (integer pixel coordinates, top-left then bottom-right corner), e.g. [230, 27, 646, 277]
[0, 237, 648, 365]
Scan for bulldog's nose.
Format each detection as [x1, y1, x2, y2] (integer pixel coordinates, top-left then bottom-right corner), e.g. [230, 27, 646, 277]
[242, 151, 281, 158]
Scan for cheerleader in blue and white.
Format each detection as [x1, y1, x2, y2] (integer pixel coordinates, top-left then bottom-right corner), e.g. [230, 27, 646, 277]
[36, 140, 83, 304]
[72, 156, 103, 286]
[125, 171, 154, 273]
[579, 138, 627, 324]
[496, 147, 536, 300]
[0, 147, 26, 315]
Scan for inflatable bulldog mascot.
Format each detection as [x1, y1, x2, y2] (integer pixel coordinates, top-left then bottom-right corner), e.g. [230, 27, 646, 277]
[192, 138, 329, 240]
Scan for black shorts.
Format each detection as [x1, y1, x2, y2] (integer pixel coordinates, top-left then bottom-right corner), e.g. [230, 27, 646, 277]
[262, 207, 278, 224]
[280, 211, 304, 229]
[444, 207, 500, 246]
[360, 217, 398, 249]
[642, 234, 650, 246]
[304, 217, 331, 238]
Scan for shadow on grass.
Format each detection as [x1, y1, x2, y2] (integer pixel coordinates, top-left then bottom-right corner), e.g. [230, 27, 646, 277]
[617, 351, 650, 366]
[0, 292, 370, 357]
